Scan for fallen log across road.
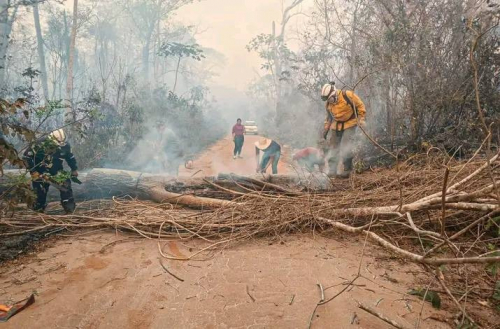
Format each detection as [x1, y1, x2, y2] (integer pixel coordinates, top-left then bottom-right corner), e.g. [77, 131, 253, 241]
[2, 157, 500, 268]
[0, 168, 326, 209]
[0, 168, 242, 209]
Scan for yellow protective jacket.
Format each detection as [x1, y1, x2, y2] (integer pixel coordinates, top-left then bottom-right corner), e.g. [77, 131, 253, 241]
[324, 90, 366, 131]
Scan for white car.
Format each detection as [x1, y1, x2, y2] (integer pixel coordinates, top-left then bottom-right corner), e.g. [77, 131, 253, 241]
[244, 121, 259, 135]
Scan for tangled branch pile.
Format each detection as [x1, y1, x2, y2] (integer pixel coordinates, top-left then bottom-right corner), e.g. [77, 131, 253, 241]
[2, 152, 499, 266]
[2, 151, 500, 324]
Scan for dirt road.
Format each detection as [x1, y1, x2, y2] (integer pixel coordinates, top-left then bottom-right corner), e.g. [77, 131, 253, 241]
[0, 233, 450, 329]
[179, 135, 292, 177]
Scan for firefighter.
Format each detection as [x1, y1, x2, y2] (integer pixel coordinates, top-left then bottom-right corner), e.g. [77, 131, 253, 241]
[23, 129, 78, 213]
[321, 82, 366, 178]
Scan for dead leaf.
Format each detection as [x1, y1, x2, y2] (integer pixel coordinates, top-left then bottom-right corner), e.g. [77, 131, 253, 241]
[477, 300, 490, 307]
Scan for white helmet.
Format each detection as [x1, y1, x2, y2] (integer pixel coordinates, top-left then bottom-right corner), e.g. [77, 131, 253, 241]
[49, 129, 67, 146]
[321, 82, 337, 101]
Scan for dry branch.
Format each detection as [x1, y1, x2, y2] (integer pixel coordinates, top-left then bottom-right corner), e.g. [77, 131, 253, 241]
[2, 155, 500, 327]
[158, 258, 184, 282]
[319, 218, 500, 265]
[358, 302, 409, 329]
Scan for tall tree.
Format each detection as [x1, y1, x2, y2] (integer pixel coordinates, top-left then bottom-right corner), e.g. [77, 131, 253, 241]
[247, 0, 304, 129]
[274, 0, 304, 106]
[66, 0, 78, 120]
[0, 0, 18, 93]
[45, 7, 70, 100]
[128, 0, 194, 84]
[33, 1, 49, 102]
[158, 42, 205, 93]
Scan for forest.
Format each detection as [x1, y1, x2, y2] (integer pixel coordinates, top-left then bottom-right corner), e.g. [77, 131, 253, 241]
[1, 0, 499, 169]
[1, 1, 500, 328]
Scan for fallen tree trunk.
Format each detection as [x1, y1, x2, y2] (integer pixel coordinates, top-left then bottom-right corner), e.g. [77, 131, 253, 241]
[84, 169, 235, 209]
[1, 169, 321, 205]
[0, 169, 236, 209]
[0, 170, 90, 201]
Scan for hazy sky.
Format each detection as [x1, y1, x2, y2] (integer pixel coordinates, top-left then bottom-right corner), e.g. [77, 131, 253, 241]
[176, 0, 310, 91]
[62, 0, 310, 93]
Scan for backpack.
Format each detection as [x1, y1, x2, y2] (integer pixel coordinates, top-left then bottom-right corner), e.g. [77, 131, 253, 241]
[335, 90, 359, 135]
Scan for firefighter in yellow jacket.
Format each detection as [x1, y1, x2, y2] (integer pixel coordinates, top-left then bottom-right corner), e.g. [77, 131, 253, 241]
[321, 82, 366, 178]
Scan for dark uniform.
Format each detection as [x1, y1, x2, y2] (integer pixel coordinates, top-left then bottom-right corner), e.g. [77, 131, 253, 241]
[23, 139, 78, 213]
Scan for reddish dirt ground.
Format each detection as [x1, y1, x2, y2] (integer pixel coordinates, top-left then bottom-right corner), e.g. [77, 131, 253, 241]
[179, 135, 292, 177]
[1, 233, 451, 329]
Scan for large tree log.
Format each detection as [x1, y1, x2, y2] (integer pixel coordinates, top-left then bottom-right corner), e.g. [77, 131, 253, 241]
[0, 170, 89, 201]
[1, 169, 317, 200]
[1, 168, 337, 208]
[84, 169, 235, 209]
[0, 169, 236, 209]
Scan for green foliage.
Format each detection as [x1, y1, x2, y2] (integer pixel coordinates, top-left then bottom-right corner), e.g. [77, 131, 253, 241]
[70, 82, 225, 170]
[485, 217, 500, 237]
[49, 170, 72, 184]
[493, 281, 500, 301]
[486, 263, 500, 276]
[0, 97, 79, 208]
[0, 98, 36, 171]
[0, 173, 35, 209]
[485, 244, 500, 276]
[21, 67, 41, 79]
[246, 33, 294, 72]
[34, 100, 65, 120]
[246, 33, 276, 65]
[0, 98, 38, 207]
[158, 42, 205, 61]
[409, 288, 441, 309]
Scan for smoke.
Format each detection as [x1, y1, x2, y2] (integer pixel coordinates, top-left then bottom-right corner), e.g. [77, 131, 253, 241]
[125, 124, 184, 175]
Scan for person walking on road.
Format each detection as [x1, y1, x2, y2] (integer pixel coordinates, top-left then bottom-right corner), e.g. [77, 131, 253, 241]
[255, 137, 281, 174]
[232, 118, 245, 159]
[321, 82, 366, 178]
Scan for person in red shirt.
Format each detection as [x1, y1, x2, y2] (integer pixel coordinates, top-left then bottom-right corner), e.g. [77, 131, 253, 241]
[232, 118, 246, 159]
[292, 147, 326, 173]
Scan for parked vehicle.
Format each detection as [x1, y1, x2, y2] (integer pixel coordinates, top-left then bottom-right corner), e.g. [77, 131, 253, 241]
[244, 121, 258, 135]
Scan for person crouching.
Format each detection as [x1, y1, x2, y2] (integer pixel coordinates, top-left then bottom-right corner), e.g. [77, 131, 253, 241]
[292, 147, 326, 173]
[255, 138, 281, 174]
